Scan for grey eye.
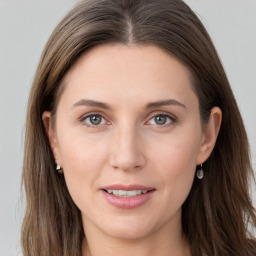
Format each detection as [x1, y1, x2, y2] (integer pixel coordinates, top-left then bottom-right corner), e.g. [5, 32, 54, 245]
[154, 115, 167, 125]
[147, 114, 173, 126]
[89, 115, 102, 125]
[82, 113, 109, 127]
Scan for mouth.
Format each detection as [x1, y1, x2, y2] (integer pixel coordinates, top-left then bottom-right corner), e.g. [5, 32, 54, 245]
[103, 189, 154, 197]
[101, 184, 156, 209]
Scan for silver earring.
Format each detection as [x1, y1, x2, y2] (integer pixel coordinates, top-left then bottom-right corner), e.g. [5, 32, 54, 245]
[55, 159, 62, 172]
[197, 164, 204, 179]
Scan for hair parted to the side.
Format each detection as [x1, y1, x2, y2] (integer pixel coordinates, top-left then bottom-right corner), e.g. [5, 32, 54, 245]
[21, 0, 256, 255]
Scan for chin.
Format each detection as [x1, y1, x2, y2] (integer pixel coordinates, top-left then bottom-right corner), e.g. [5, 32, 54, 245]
[100, 216, 156, 240]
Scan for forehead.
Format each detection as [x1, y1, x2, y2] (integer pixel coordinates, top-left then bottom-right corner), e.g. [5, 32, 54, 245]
[59, 44, 197, 108]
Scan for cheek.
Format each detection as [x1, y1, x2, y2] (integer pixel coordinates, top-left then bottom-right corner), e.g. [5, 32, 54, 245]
[57, 120, 110, 169]
[162, 138, 199, 173]
[150, 127, 201, 173]
[149, 130, 201, 201]
[57, 131, 109, 207]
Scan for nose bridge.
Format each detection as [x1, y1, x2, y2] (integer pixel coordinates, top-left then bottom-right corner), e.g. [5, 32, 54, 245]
[109, 121, 145, 171]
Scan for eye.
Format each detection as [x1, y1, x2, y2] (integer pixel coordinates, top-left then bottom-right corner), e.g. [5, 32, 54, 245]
[82, 114, 107, 127]
[148, 114, 174, 126]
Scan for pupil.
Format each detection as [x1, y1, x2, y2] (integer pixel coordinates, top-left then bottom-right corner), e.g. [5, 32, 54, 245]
[155, 115, 166, 125]
[90, 115, 101, 125]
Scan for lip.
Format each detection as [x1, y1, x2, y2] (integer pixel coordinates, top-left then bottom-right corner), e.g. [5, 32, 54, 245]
[101, 184, 156, 209]
[101, 184, 155, 191]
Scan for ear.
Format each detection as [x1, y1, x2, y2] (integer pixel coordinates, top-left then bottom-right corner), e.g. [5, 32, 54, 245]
[196, 106, 222, 164]
[42, 111, 62, 166]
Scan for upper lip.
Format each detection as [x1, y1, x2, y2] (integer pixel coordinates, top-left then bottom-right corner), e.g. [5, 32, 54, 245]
[101, 184, 155, 191]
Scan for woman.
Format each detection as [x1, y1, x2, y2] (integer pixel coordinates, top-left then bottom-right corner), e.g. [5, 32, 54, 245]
[21, 0, 256, 255]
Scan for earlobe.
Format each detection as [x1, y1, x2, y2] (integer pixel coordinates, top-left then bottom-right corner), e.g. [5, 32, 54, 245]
[42, 111, 61, 163]
[197, 106, 222, 164]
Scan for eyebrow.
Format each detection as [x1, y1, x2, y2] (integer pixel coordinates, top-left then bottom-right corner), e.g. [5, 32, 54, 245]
[72, 99, 111, 109]
[71, 98, 186, 110]
[146, 99, 187, 109]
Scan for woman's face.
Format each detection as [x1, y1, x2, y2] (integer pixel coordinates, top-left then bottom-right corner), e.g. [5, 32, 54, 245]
[44, 44, 219, 241]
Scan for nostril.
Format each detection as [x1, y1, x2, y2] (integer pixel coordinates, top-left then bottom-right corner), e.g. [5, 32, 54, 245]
[109, 142, 146, 171]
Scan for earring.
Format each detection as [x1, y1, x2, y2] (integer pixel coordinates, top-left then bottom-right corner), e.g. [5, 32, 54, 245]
[55, 159, 62, 173]
[197, 164, 204, 179]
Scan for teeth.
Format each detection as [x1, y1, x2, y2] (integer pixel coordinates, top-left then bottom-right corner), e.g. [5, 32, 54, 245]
[106, 189, 148, 197]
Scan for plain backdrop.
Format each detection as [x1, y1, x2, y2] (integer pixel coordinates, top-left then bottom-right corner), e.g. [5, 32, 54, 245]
[0, 0, 255, 255]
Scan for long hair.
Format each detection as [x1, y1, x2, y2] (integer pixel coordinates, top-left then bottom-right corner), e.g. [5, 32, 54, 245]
[21, 0, 256, 255]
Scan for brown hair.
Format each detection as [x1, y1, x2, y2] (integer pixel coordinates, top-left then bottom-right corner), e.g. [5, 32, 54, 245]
[21, 0, 256, 255]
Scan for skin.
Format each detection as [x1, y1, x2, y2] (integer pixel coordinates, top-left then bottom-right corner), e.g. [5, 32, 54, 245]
[43, 44, 222, 256]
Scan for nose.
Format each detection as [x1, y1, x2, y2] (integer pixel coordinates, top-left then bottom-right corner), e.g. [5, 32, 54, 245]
[109, 125, 146, 171]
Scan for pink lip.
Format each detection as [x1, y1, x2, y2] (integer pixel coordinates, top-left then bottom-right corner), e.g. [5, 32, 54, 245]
[102, 184, 155, 191]
[101, 184, 156, 210]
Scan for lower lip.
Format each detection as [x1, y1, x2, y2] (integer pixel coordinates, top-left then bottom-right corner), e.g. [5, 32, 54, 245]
[101, 190, 155, 209]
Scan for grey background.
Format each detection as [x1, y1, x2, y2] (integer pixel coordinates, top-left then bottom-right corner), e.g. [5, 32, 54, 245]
[0, 0, 255, 255]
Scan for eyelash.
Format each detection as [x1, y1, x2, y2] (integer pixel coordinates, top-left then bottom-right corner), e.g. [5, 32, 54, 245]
[80, 112, 177, 128]
[146, 112, 177, 127]
[80, 112, 109, 128]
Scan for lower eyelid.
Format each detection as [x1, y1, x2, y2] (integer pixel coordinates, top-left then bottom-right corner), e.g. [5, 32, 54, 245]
[148, 114, 176, 124]
[79, 112, 176, 127]
[80, 113, 111, 127]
